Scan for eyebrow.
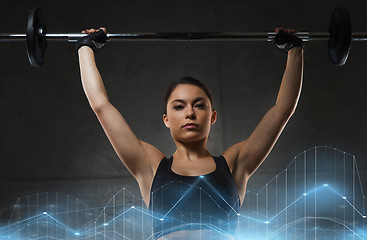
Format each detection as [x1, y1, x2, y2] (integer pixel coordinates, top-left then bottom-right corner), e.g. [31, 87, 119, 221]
[170, 97, 207, 105]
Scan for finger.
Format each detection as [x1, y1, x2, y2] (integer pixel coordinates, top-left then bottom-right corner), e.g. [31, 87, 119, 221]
[282, 28, 297, 34]
[99, 27, 107, 34]
[287, 29, 297, 34]
[275, 27, 284, 34]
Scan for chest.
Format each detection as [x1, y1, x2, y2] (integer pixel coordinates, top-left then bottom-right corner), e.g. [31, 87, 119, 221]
[149, 159, 240, 239]
[149, 156, 240, 211]
[170, 157, 216, 176]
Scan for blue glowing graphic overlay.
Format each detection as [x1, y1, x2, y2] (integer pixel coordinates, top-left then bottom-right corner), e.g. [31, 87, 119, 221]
[0, 146, 366, 239]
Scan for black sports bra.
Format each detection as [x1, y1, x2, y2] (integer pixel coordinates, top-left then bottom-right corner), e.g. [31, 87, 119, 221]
[149, 155, 240, 239]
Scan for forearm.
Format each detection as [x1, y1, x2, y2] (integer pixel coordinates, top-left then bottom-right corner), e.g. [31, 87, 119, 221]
[275, 46, 304, 114]
[78, 46, 109, 110]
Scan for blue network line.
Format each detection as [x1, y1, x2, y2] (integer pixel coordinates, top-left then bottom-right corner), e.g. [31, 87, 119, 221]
[0, 146, 365, 240]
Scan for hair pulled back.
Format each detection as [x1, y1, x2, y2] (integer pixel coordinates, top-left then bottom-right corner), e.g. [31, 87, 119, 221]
[163, 77, 215, 115]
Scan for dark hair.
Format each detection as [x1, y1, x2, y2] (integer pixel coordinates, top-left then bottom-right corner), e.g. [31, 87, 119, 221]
[163, 77, 215, 114]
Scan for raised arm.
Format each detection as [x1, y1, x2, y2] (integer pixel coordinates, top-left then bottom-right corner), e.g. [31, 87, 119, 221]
[242, 47, 303, 174]
[223, 30, 303, 181]
[78, 46, 109, 110]
[77, 29, 164, 180]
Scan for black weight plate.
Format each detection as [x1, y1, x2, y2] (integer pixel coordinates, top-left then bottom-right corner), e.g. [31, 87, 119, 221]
[26, 8, 47, 67]
[328, 8, 351, 66]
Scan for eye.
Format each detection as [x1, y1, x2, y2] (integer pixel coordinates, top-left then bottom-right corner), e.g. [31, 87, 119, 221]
[174, 105, 184, 110]
[195, 103, 206, 109]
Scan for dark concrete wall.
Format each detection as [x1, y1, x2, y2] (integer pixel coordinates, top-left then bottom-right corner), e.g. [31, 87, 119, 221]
[1, 0, 366, 215]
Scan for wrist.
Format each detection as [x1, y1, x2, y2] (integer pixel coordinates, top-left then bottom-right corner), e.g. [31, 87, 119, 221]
[76, 30, 107, 53]
[288, 46, 303, 55]
[275, 30, 304, 53]
[78, 46, 94, 54]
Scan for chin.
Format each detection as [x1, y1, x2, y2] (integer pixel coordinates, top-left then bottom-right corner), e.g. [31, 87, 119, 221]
[178, 135, 206, 143]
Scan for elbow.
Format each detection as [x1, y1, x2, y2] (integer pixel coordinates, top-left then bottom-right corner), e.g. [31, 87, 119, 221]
[92, 102, 111, 114]
[284, 108, 296, 121]
[288, 106, 296, 117]
[274, 103, 297, 118]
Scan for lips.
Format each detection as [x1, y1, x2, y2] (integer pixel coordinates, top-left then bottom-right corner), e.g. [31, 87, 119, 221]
[183, 123, 198, 128]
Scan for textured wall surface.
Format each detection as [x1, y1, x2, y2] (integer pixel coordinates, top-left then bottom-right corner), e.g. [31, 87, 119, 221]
[1, 0, 366, 219]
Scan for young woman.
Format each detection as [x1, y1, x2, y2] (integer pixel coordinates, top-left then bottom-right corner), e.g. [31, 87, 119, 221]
[77, 27, 303, 240]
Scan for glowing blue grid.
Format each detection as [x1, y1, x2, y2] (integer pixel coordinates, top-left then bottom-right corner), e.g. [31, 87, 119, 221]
[0, 146, 365, 239]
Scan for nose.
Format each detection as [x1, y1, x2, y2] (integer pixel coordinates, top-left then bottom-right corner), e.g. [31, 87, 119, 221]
[185, 106, 196, 119]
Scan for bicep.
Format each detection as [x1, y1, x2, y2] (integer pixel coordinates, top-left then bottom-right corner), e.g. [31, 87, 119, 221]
[242, 105, 292, 175]
[94, 103, 159, 178]
[226, 105, 292, 177]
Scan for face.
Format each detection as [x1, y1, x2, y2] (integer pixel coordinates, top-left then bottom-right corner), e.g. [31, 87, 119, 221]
[163, 84, 217, 143]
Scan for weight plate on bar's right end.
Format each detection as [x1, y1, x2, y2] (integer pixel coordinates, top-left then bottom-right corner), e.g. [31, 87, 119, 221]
[26, 8, 47, 67]
[328, 7, 351, 66]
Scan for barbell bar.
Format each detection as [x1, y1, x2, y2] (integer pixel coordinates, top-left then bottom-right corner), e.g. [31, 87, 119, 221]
[0, 7, 359, 67]
[4, 32, 365, 41]
[3, 32, 367, 41]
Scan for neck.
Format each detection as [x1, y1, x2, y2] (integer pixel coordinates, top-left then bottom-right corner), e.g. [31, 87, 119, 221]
[173, 137, 211, 161]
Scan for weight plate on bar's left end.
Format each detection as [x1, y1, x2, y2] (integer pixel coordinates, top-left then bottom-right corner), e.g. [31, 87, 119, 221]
[26, 8, 47, 67]
[328, 7, 351, 66]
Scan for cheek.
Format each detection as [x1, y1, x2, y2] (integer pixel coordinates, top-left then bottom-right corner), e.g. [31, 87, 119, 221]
[167, 112, 182, 127]
[203, 113, 212, 122]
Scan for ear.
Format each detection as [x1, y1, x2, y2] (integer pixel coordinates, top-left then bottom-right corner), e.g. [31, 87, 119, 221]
[211, 110, 217, 125]
[163, 114, 170, 128]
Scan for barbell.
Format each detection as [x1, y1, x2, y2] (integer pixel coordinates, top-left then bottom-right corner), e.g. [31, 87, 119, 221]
[0, 7, 363, 67]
